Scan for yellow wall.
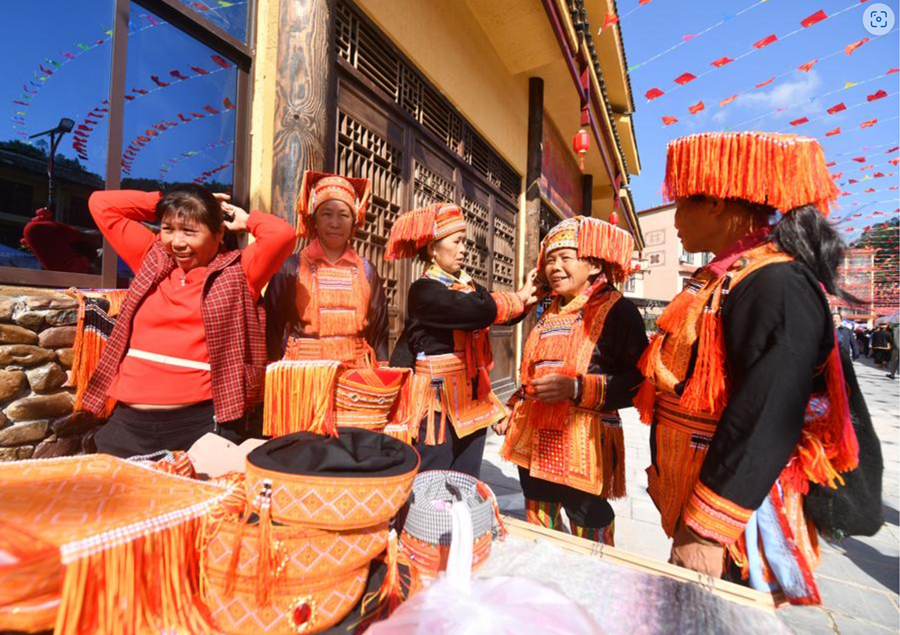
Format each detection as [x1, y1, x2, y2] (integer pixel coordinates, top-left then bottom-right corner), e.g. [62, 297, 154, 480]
[354, 0, 530, 175]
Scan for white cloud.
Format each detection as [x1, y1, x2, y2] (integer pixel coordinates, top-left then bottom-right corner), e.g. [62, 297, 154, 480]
[736, 70, 823, 115]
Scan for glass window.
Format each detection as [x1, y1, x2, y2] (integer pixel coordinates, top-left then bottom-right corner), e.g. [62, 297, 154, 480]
[0, 0, 114, 274]
[121, 6, 238, 201]
[173, 0, 250, 43]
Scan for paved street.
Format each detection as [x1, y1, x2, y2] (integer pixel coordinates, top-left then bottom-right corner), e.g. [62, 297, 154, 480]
[482, 356, 899, 634]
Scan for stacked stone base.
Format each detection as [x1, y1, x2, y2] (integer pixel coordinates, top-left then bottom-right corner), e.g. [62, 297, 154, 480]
[0, 286, 100, 462]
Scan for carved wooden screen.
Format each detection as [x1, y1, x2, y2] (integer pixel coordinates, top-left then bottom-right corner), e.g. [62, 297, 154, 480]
[333, 0, 522, 396]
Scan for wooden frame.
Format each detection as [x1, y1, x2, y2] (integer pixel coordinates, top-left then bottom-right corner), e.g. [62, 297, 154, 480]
[0, 0, 255, 289]
[503, 516, 778, 613]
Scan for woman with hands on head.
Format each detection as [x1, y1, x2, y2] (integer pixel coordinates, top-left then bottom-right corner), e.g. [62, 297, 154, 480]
[83, 184, 296, 458]
[499, 216, 647, 546]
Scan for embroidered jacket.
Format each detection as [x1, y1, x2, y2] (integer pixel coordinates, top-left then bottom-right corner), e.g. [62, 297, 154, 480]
[264, 242, 388, 367]
[501, 281, 647, 496]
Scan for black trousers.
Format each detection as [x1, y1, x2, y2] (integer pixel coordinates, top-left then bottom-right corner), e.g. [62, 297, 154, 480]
[94, 401, 243, 459]
[518, 465, 615, 528]
[414, 411, 487, 479]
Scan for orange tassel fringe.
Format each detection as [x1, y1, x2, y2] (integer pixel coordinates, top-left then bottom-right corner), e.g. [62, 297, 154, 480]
[262, 361, 341, 438]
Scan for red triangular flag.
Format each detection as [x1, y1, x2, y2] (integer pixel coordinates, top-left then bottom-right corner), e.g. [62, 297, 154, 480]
[801, 10, 827, 28]
[639, 0, 652, 4]
[825, 127, 841, 136]
[865, 188, 876, 193]
[755, 78, 775, 88]
[888, 147, 900, 153]
[688, 100, 705, 114]
[602, 13, 619, 29]
[798, 59, 818, 73]
[720, 94, 738, 107]
[710, 56, 734, 68]
[860, 119, 878, 128]
[831, 172, 843, 179]
[753, 34, 778, 49]
[845, 38, 869, 56]
[645, 87, 665, 101]
[890, 158, 900, 165]
[887, 68, 900, 75]
[674, 72, 697, 85]
[790, 117, 809, 127]
[191, 66, 209, 75]
[170, 70, 189, 80]
[827, 102, 846, 114]
[204, 105, 221, 115]
[848, 179, 859, 184]
[661, 116, 678, 126]
[826, 161, 836, 167]
[852, 157, 866, 162]
[211, 55, 231, 69]
[867, 89, 888, 102]
[874, 172, 885, 178]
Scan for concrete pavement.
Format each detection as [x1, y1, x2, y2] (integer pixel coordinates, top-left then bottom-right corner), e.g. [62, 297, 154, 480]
[481, 355, 899, 634]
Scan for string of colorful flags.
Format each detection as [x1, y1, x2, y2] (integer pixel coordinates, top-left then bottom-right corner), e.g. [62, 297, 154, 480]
[72, 53, 235, 162]
[193, 159, 234, 184]
[9, 2, 244, 141]
[121, 96, 236, 175]
[640, 0, 875, 108]
[158, 138, 234, 179]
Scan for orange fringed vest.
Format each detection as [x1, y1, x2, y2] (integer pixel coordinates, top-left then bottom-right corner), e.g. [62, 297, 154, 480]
[501, 283, 626, 498]
[635, 243, 858, 548]
[284, 246, 377, 369]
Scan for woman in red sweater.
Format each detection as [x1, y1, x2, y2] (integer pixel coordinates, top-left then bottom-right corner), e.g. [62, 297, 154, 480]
[84, 185, 296, 457]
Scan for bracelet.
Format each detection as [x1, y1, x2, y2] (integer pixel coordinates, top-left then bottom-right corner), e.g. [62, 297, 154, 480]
[572, 376, 582, 403]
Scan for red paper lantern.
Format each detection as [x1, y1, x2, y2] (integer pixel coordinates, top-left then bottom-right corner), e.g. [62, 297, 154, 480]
[573, 128, 590, 170]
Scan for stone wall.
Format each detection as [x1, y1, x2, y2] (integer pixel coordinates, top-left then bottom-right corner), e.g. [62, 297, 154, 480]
[0, 286, 99, 462]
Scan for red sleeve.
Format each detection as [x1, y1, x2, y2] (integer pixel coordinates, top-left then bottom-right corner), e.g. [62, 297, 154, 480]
[88, 190, 159, 273]
[241, 211, 297, 299]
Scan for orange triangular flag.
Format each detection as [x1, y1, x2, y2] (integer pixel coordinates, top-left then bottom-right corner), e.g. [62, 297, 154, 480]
[688, 101, 705, 114]
[798, 59, 818, 72]
[755, 78, 775, 88]
[845, 38, 869, 56]
[825, 127, 841, 137]
[720, 95, 738, 107]
[860, 119, 878, 128]
[661, 116, 678, 126]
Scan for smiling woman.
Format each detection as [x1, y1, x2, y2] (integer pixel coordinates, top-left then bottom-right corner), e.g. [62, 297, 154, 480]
[81, 185, 295, 457]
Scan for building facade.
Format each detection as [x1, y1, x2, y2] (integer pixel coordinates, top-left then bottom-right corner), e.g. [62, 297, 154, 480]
[636, 204, 711, 303]
[0, 0, 644, 458]
[831, 247, 877, 325]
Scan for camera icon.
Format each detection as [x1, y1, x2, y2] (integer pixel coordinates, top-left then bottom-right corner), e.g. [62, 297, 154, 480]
[864, 4, 895, 35]
[870, 11, 888, 28]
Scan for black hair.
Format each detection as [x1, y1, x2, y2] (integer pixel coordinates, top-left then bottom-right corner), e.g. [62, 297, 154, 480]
[156, 183, 224, 234]
[771, 204, 857, 301]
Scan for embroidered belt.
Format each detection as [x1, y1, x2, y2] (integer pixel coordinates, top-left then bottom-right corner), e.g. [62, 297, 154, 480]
[284, 336, 375, 368]
[654, 392, 718, 438]
[125, 348, 211, 371]
[410, 353, 508, 444]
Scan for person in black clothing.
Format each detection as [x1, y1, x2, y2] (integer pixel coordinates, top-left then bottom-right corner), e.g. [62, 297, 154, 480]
[855, 327, 870, 358]
[636, 131, 860, 605]
[498, 216, 647, 545]
[872, 324, 894, 366]
[386, 203, 539, 478]
[834, 314, 859, 360]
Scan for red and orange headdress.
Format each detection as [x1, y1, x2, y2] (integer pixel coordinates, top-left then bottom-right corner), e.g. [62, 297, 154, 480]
[663, 131, 840, 216]
[385, 203, 467, 260]
[538, 216, 635, 286]
[297, 171, 371, 238]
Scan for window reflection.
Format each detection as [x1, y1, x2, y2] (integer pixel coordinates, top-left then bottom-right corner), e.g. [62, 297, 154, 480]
[173, 0, 250, 43]
[0, 0, 113, 273]
[121, 6, 237, 200]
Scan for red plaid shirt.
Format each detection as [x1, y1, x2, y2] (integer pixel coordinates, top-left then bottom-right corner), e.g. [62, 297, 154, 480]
[82, 242, 267, 422]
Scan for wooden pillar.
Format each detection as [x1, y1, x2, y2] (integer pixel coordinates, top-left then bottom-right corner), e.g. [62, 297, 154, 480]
[524, 77, 544, 335]
[581, 174, 593, 217]
[270, 0, 334, 225]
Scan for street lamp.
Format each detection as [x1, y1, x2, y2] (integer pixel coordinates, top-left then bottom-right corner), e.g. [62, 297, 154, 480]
[29, 117, 75, 214]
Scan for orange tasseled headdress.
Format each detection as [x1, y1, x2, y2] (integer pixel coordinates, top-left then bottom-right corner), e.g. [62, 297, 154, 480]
[296, 171, 371, 238]
[663, 131, 840, 215]
[538, 216, 635, 285]
[385, 203, 467, 260]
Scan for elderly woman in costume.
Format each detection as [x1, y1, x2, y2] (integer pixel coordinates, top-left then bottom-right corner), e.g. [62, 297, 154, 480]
[265, 171, 388, 368]
[84, 185, 296, 457]
[387, 203, 539, 477]
[636, 132, 860, 605]
[497, 216, 647, 545]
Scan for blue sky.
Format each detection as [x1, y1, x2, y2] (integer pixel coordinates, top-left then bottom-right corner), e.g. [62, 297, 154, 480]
[2, 1, 245, 187]
[618, 0, 900, 240]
